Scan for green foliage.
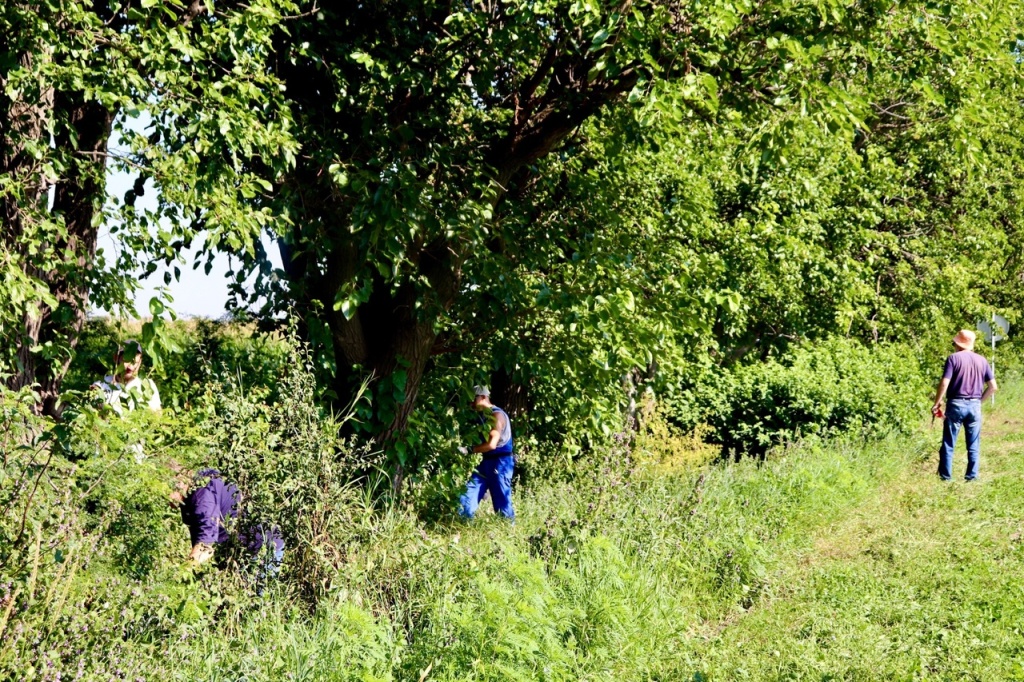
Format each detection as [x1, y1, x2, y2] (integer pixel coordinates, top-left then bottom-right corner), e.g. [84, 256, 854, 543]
[380, 0, 1024, 478]
[670, 339, 930, 457]
[0, 389, 185, 680]
[633, 402, 718, 475]
[8, 0, 1024, 487]
[5, 0, 1024, 674]
[173, 595, 398, 682]
[0, 333, 375, 678]
[0, 0, 298, 409]
[215, 0, 920, 472]
[78, 444, 176, 578]
[190, 335, 383, 601]
[9, 334, 1024, 680]
[64, 317, 292, 409]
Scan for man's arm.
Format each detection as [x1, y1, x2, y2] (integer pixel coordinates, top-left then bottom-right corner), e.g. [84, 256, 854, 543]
[189, 488, 220, 563]
[982, 378, 999, 403]
[933, 378, 950, 413]
[472, 427, 502, 454]
[471, 413, 505, 454]
[147, 380, 162, 413]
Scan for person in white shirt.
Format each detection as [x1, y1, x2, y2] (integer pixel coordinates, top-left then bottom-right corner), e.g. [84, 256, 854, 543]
[92, 339, 162, 415]
[91, 339, 161, 462]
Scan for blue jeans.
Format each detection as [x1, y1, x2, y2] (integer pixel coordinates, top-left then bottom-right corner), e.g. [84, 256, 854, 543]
[254, 543, 285, 595]
[939, 398, 982, 481]
[460, 455, 515, 520]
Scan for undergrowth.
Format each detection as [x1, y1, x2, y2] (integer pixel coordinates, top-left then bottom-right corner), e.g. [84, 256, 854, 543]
[3, 337, 1022, 681]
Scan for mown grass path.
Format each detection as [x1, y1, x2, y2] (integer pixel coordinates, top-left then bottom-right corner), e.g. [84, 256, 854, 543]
[694, 383, 1024, 680]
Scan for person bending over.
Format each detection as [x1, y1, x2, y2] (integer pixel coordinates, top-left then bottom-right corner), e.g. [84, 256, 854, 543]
[169, 465, 284, 583]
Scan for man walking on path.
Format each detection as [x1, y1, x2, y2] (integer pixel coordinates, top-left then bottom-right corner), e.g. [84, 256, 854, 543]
[459, 385, 515, 520]
[932, 329, 998, 481]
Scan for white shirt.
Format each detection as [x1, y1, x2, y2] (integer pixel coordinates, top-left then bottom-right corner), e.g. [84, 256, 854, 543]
[93, 375, 162, 415]
[92, 375, 161, 462]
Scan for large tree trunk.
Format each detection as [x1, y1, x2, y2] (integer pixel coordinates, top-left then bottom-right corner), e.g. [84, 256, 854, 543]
[1, 40, 114, 414]
[490, 367, 530, 422]
[0, 50, 52, 230]
[33, 96, 114, 416]
[317, 237, 461, 491]
[1, 35, 55, 408]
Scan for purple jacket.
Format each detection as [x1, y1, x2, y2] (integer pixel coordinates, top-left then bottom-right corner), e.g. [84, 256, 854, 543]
[180, 469, 283, 552]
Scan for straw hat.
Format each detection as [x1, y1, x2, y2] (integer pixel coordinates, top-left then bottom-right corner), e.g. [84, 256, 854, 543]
[953, 329, 976, 351]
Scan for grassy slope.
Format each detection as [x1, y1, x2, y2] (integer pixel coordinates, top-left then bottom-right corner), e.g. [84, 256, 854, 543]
[169, 382, 1024, 682]
[690, 381, 1024, 681]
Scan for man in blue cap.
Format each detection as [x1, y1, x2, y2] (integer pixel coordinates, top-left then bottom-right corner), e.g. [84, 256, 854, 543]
[459, 385, 515, 520]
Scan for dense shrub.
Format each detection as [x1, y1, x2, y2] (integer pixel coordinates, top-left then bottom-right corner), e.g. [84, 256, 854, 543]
[668, 339, 930, 457]
[1, 322, 976, 680]
[189, 338, 384, 601]
[632, 396, 718, 474]
[65, 317, 292, 409]
[0, 332, 379, 679]
[7, 321, 971, 680]
[0, 381, 243, 680]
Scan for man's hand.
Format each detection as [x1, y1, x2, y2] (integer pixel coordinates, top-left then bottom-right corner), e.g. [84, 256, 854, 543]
[189, 542, 215, 565]
[982, 378, 999, 403]
[931, 403, 944, 418]
[933, 378, 950, 413]
[169, 489, 184, 510]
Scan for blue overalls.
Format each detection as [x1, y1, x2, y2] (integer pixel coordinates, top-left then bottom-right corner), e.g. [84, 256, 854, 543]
[459, 406, 515, 520]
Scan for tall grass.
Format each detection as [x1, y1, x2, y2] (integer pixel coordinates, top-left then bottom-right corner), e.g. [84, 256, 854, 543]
[159, 427, 931, 681]
[6, 351, 1023, 680]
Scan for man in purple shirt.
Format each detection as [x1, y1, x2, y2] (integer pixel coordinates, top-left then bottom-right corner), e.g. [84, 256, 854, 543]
[169, 466, 284, 584]
[931, 330, 998, 481]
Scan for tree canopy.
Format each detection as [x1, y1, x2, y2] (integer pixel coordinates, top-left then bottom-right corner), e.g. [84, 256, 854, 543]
[2, 0, 1023, 485]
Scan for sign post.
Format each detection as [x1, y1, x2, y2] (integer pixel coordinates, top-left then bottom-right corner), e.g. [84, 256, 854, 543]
[977, 314, 1010, 407]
